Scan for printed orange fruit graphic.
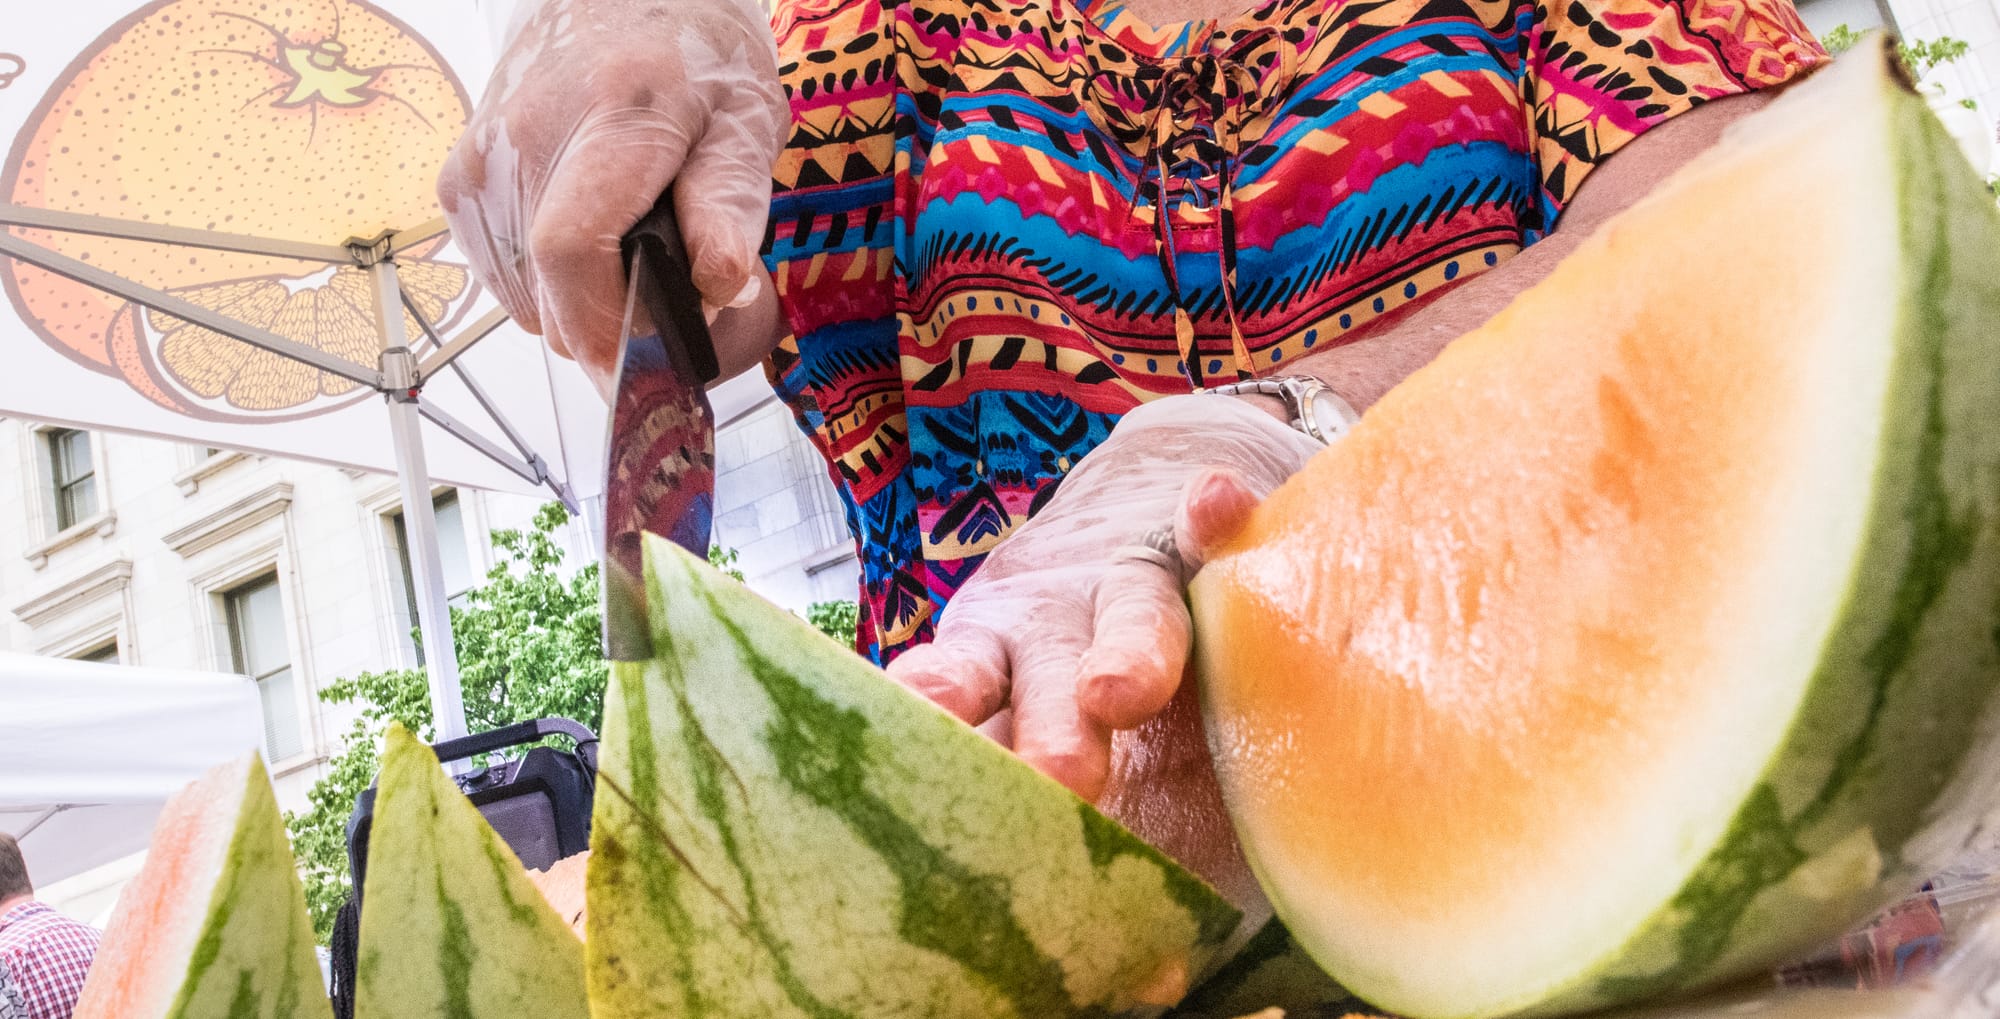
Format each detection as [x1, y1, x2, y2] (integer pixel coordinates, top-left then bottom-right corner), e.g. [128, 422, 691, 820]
[3, 0, 473, 417]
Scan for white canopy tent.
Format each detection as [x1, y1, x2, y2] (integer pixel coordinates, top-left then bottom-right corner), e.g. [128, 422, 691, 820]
[0, 1, 611, 741]
[0, 652, 263, 889]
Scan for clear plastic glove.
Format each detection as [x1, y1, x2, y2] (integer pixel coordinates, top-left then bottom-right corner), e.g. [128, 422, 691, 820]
[437, 0, 788, 395]
[885, 395, 1321, 905]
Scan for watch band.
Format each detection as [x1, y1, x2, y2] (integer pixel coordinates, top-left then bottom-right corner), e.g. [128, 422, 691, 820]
[1202, 375, 1360, 445]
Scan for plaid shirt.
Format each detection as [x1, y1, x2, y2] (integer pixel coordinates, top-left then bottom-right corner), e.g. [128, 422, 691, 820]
[0, 903, 99, 1019]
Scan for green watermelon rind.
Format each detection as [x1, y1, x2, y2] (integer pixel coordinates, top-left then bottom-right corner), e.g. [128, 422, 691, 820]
[353, 725, 588, 1019]
[1523, 43, 2000, 1017]
[167, 757, 331, 1019]
[1185, 39, 2000, 1019]
[586, 537, 1243, 1018]
[1166, 917, 1363, 1019]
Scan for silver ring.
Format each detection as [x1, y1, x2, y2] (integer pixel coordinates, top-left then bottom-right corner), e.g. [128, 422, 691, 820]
[1112, 525, 1187, 584]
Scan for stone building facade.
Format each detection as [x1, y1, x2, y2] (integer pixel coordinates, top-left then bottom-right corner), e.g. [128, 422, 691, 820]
[0, 371, 856, 921]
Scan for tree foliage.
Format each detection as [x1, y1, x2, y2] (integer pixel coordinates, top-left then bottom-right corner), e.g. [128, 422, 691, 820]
[286, 506, 864, 942]
[1821, 25, 1976, 107]
[807, 599, 860, 649]
[284, 503, 606, 941]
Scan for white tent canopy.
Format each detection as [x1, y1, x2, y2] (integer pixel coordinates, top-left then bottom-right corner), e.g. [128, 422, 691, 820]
[0, 653, 263, 889]
[0, 1, 612, 741]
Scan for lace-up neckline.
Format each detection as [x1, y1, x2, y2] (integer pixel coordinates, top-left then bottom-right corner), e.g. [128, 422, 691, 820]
[1072, 0, 1310, 386]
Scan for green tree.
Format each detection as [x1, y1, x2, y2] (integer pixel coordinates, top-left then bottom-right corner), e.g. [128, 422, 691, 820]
[1821, 25, 1977, 107]
[287, 513, 865, 942]
[284, 503, 607, 941]
[708, 544, 746, 581]
[1820, 28, 1996, 199]
[807, 599, 860, 648]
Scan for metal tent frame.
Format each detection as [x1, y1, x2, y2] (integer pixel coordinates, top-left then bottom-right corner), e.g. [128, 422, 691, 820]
[0, 203, 575, 742]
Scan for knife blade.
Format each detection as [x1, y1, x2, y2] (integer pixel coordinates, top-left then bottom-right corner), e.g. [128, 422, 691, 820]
[601, 191, 721, 661]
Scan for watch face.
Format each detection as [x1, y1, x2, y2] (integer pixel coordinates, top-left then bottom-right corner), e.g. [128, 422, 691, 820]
[1308, 391, 1356, 440]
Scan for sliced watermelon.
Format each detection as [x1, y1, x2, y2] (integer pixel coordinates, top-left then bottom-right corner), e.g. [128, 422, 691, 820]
[525, 851, 588, 939]
[1167, 918, 1363, 1018]
[1191, 40, 2000, 1019]
[72, 754, 330, 1019]
[353, 725, 587, 1017]
[587, 535, 1243, 1017]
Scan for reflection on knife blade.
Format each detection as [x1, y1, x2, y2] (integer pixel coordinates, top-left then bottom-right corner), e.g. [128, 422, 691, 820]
[602, 194, 720, 661]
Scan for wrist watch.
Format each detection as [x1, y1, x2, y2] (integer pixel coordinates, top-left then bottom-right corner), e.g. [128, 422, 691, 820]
[1203, 375, 1360, 445]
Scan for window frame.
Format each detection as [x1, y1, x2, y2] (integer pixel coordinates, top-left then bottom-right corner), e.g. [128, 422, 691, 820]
[222, 572, 307, 764]
[387, 489, 476, 666]
[179, 507, 319, 776]
[46, 428, 98, 531]
[172, 443, 249, 496]
[17, 424, 115, 569]
[73, 641, 120, 665]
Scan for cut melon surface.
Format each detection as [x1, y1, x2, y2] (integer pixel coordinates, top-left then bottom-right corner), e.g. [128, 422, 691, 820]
[72, 754, 330, 1019]
[586, 536, 1244, 1018]
[1191, 42, 2000, 1019]
[354, 725, 587, 1018]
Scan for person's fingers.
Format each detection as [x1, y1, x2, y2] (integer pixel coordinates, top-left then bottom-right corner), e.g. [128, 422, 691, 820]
[1176, 467, 1264, 573]
[1077, 562, 1191, 731]
[975, 708, 1013, 750]
[1009, 640, 1112, 802]
[885, 625, 1010, 726]
[438, 131, 543, 335]
[671, 71, 786, 308]
[670, 164, 759, 311]
[535, 276, 576, 364]
[530, 102, 695, 398]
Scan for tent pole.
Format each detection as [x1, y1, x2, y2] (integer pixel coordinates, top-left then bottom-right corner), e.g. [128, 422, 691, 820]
[364, 253, 471, 747]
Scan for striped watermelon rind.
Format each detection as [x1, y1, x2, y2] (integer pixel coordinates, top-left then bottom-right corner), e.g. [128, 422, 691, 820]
[1166, 918, 1364, 1018]
[354, 725, 588, 1018]
[1544, 42, 2000, 1014]
[586, 535, 1243, 1018]
[73, 755, 330, 1019]
[1189, 39, 2000, 1019]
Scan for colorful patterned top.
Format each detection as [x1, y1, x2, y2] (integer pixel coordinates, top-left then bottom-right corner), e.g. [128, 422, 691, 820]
[762, 0, 1823, 661]
[0, 902, 100, 1019]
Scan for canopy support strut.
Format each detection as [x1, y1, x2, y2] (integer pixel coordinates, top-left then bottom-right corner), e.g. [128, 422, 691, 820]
[0, 230, 381, 386]
[0, 205, 600, 747]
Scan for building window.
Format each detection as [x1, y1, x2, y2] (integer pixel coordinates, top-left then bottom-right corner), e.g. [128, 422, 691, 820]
[225, 574, 303, 761]
[392, 492, 474, 664]
[46, 428, 98, 530]
[74, 643, 119, 664]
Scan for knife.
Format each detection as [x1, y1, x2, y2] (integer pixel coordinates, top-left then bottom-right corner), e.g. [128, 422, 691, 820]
[601, 191, 721, 661]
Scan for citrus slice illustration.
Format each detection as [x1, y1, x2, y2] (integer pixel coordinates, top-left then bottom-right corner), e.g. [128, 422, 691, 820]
[2, 0, 473, 417]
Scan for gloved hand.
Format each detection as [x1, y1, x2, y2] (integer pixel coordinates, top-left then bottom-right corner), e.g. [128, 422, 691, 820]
[885, 395, 1321, 902]
[438, 0, 789, 395]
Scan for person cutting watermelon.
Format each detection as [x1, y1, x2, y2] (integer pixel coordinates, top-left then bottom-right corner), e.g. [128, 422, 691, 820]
[439, 0, 1825, 907]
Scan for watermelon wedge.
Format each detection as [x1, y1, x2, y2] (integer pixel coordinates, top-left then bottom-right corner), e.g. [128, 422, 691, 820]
[353, 725, 587, 1018]
[587, 535, 1243, 1018]
[1191, 40, 2000, 1019]
[72, 754, 330, 1019]
[1166, 918, 1363, 1018]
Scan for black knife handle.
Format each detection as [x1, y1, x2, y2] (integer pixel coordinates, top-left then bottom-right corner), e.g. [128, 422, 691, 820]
[619, 190, 721, 385]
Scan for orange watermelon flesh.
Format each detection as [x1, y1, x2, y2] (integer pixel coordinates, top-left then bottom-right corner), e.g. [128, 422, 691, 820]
[73, 755, 330, 1019]
[1192, 41, 2000, 1019]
